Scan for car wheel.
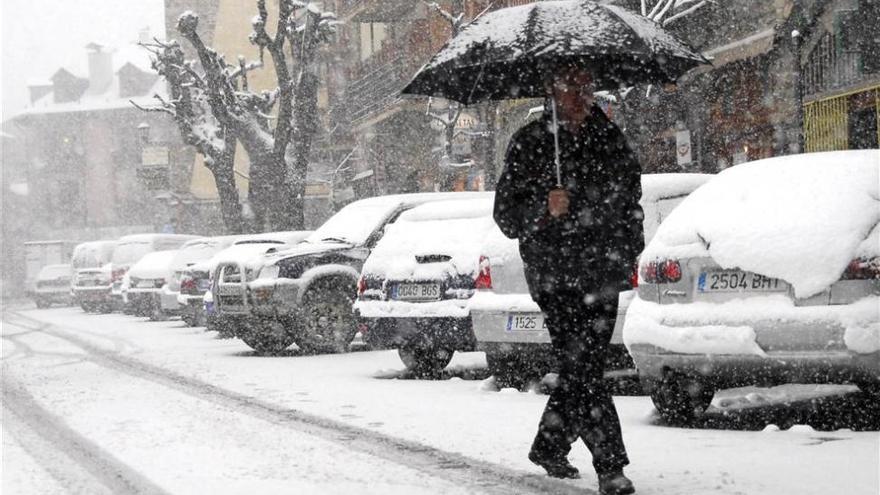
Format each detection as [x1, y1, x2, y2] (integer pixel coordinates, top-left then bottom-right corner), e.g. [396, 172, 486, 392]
[149, 306, 169, 322]
[486, 349, 528, 390]
[181, 313, 195, 326]
[646, 373, 714, 426]
[398, 342, 454, 378]
[298, 280, 357, 354]
[240, 318, 295, 355]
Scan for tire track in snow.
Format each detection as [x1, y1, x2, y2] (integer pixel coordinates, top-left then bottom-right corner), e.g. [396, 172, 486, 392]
[1, 375, 172, 495]
[5, 311, 593, 495]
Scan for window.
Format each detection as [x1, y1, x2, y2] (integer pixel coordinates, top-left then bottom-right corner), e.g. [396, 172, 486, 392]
[359, 22, 387, 61]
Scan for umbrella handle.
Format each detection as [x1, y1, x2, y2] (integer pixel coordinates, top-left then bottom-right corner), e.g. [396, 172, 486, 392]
[551, 97, 562, 187]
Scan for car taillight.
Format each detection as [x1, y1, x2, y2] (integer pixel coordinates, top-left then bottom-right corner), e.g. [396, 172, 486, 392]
[357, 276, 367, 296]
[474, 256, 493, 289]
[111, 268, 125, 282]
[180, 276, 197, 293]
[630, 263, 639, 288]
[640, 259, 682, 284]
[842, 257, 880, 280]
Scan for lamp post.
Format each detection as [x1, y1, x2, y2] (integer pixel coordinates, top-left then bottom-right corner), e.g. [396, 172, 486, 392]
[792, 29, 804, 153]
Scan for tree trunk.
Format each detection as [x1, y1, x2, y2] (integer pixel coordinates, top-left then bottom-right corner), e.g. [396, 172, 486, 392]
[210, 147, 245, 234]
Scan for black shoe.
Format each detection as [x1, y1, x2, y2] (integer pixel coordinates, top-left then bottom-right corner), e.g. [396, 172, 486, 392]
[528, 451, 580, 479]
[598, 471, 635, 495]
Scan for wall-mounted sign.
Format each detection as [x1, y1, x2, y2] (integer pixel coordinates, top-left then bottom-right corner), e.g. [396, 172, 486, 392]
[141, 146, 169, 167]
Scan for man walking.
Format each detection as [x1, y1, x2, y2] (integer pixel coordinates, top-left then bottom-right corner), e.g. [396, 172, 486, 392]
[493, 67, 643, 495]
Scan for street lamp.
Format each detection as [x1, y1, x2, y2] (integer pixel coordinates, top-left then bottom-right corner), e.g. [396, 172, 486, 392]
[137, 122, 151, 145]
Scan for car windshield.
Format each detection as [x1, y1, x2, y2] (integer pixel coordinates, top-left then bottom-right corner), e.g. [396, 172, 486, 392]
[112, 241, 152, 265]
[305, 204, 394, 246]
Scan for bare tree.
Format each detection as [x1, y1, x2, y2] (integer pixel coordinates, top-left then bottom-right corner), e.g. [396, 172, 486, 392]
[139, 1, 336, 233]
[134, 40, 245, 234]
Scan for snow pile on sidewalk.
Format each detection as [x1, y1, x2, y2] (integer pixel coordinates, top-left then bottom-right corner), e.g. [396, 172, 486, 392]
[641, 150, 880, 298]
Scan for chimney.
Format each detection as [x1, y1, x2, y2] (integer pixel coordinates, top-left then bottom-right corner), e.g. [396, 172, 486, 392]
[86, 42, 114, 94]
[138, 27, 152, 45]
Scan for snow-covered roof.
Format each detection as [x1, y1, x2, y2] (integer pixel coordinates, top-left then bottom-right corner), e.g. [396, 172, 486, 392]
[641, 150, 880, 298]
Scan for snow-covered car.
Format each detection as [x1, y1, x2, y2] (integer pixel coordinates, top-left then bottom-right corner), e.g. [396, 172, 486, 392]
[159, 235, 239, 320]
[70, 240, 117, 312]
[178, 232, 312, 327]
[354, 197, 496, 375]
[109, 234, 201, 312]
[625, 150, 880, 425]
[32, 264, 73, 308]
[221, 192, 490, 355]
[124, 249, 181, 319]
[469, 173, 713, 389]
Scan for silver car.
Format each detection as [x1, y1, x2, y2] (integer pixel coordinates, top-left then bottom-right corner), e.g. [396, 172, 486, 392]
[625, 150, 879, 425]
[470, 173, 713, 389]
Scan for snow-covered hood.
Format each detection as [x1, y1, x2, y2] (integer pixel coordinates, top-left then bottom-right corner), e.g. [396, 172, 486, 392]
[263, 241, 353, 264]
[641, 150, 880, 298]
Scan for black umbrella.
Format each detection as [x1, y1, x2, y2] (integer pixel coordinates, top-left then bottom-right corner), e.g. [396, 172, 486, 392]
[401, 0, 707, 185]
[402, 0, 708, 104]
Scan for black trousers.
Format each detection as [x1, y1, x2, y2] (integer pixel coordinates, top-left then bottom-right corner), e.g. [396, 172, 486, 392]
[531, 290, 629, 475]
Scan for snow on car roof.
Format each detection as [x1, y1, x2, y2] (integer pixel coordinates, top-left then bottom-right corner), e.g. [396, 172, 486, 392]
[128, 249, 179, 279]
[641, 150, 880, 298]
[397, 197, 495, 222]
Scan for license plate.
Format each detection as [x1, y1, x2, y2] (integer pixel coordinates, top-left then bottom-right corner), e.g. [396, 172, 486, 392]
[697, 271, 785, 292]
[393, 283, 440, 301]
[506, 313, 546, 332]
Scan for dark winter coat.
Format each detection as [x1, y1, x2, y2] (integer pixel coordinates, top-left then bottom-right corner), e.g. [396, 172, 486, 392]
[493, 104, 644, 300]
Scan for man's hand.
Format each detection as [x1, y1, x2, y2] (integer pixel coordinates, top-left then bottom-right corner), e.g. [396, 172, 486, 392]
[548, 188, 570, 218]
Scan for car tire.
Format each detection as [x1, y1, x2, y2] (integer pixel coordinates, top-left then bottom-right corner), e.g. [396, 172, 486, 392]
[240, 317, 295, 355]
[297, 279, 357, 354]
[646, 373, 714, 426]
[398, 343, 454, 378]
[181, 312, 195, 326]
[486, 350, 528, 390]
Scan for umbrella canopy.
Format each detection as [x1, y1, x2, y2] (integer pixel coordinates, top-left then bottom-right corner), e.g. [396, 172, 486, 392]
[402, 0, 708, 104]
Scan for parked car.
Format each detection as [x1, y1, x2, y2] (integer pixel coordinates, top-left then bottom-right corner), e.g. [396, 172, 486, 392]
[70, 240, 117, 312]
[469, 173, 713, 389]
[124, 249, 184, 320]
[178, 232, 312, 327]
[218, 192, 490, 355]
[23, 240, 76, 296]
[159, 236, 238, 321]
[624, 151, 880, 425]
[354, 197, 496, 375]
[109, 234, 200, 312]
[32, 264, 73, 308]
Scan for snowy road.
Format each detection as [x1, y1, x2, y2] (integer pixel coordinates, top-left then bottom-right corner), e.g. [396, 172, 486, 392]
[2, 306, 878, 495]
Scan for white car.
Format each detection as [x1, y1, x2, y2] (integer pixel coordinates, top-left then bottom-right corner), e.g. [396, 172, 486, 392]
[354, 196, 496, 375]
[177, 232, 312, 327]
[70, 240, 117, 312]
[109, 234, 201, 312]
[125, 249, 180, 320]
[32, 264, 73, 308]
[625, 150, 879, 425]
[159, 235, 241, 319]
[469, 173, 713, 389]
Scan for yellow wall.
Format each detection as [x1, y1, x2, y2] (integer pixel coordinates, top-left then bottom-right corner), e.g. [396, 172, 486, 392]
[189, 0, 281, 200]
